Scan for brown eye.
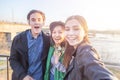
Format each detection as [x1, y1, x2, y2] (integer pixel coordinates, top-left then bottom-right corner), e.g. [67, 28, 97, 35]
[73, 26, 80, 30]
[74, 27, 79, 30]
[38, 18, 41, 22]
[65, 27, 70, 31]
[52, 31, 56, 34]
[31, 18, 36, 22]
[59, 31, 63, 34]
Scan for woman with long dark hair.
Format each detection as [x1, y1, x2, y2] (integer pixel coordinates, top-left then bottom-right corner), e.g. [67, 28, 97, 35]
[63, 15, 118, 80]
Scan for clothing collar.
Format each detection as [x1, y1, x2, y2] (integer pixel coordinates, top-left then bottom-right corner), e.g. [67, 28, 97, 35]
[28, 30, 42, 39]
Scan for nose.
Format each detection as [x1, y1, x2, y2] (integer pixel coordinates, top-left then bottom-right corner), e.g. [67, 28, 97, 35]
[35, 20, 40, 24]
[56, 32, 59, 36]
[35, 20, 43, 26]
[67, 30, 74, 35]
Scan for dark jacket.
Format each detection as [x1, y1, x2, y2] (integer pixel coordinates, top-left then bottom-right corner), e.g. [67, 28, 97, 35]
[64, 42, 117, 80]
[9, 29, 50, 80]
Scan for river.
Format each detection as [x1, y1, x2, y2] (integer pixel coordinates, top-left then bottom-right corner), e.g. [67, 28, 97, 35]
[90, 34, 120, 65]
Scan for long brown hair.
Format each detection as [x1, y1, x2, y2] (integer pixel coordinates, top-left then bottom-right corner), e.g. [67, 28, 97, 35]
[63, 42, 75, 68]
[63, 15, 90, 68]
[65, 15, 90, 43]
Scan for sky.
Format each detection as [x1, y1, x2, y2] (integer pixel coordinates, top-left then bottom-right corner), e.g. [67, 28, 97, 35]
[0, 0, 120, 30]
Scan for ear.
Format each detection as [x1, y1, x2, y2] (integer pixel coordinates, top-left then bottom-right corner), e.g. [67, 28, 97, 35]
[27, 20, 30, 24]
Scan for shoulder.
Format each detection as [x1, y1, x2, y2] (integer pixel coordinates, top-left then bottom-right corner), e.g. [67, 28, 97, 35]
[49, 46, 55, 52]
[42, 32, 50, 40]
[42, 32, 50, 47]
[12, 30, 28, 44]
[75, 42, 101, 65]
[76, 42, 100, 58]
[77, 42, 92, 53]
[14, 30, 28, 40]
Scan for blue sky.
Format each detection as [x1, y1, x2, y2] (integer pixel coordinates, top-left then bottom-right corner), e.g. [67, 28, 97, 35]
[0, 0, 120, 30]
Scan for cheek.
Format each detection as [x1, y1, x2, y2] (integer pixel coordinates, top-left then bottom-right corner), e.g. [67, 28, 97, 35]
[78, 31, 85, 40]
[29, 22, 34, 26]
[51, 34, 54, 39]
[81, 30, 85, 37]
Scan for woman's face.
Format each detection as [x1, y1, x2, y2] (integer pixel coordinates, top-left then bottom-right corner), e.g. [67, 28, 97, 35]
[65, 19, 85, 48]
[52, 26, 65, 46]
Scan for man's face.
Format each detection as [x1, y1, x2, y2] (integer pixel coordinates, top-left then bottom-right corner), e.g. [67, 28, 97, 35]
[28, 12, 44, 36]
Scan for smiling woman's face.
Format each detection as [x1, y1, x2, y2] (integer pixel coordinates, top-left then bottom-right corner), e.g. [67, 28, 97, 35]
[65, 19, 85, 48]
[52, 26, 65, 46]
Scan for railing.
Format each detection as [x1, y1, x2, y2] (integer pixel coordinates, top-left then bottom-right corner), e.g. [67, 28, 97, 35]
[0, 54, 9, 80]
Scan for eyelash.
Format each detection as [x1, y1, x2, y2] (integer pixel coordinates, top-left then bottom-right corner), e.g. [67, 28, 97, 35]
[52, 31, 63, 34]
[65, 28, 69, 31]
[31, 18, 41, 22]
[74, 28, 79, 30]
[65, 28, 80, 31]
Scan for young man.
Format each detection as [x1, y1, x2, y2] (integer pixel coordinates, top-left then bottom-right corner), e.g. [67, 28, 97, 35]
[9, 10, 50, 80]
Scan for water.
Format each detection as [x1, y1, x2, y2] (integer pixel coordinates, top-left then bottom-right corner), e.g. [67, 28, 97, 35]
[90, 35, 120, 65]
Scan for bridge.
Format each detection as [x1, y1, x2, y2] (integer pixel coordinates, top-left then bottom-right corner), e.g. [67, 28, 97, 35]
[0, 22, 120, 41]
[0, 22, 30, 40]
[0, 22, 49, 40]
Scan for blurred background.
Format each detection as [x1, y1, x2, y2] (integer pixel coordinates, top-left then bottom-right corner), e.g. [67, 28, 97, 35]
[0, 0, 120, 80]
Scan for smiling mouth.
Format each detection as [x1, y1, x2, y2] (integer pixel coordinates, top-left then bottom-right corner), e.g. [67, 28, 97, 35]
[55, 39, 60, 41]
[67, 37, 76, 40]
[34, 26, 40, 29]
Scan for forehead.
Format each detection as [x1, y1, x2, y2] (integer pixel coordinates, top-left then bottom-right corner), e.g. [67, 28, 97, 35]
[65, 19, 81, 27]
[53, 26, 64, 30]
[30, 12, 43, 19]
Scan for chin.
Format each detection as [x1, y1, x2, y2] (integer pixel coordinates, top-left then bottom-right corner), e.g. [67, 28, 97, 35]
[35, 31, 41, 34]
[69, 42, 78, 46]
[69, 43, 75, 46]
[54, 42, 58, 44]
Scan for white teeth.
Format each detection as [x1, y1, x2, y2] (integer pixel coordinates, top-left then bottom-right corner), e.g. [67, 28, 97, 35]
[55, 39, 60, 40]
[34, 26, 39, 29]
[55, 38, 61, 40]
[34, 25, 40, 27]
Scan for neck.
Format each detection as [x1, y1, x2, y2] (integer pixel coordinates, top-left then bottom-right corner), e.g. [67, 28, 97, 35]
[74, 45, 78, 49]
[31, 30, 41, 39]
[33, 34, 39, 39]
[55, 44, 60, 47]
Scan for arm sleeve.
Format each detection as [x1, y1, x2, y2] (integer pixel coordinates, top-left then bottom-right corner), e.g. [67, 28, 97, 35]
[9, 36, 27, 80]
[79, 48, 118, 80]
